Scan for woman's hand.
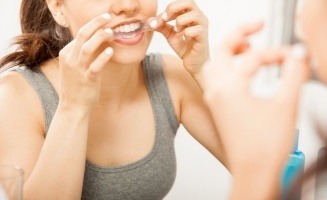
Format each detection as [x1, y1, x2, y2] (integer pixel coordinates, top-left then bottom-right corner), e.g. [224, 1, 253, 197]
[202, 22, 310, 178]
[58, 13, 114, 112]
[153, 0, 209, 80]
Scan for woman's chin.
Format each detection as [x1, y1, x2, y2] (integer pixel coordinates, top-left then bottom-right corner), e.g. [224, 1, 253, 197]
[110, 49, 147, 65]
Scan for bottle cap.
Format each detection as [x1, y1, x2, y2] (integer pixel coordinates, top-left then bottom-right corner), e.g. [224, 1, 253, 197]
[293, 129, 299, 152]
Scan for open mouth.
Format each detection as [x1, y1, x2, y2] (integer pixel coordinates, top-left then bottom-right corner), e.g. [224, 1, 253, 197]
[113, 22, 145, 40]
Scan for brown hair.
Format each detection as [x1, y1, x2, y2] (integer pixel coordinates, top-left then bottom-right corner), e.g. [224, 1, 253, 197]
[0, 0, 72, 70]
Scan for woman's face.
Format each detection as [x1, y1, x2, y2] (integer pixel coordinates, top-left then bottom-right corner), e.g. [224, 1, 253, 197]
[60, 0, 158, 65]
[299, 0, 327, 83]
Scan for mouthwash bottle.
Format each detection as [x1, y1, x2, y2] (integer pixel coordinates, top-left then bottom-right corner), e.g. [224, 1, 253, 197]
[281, 129, 305, 200]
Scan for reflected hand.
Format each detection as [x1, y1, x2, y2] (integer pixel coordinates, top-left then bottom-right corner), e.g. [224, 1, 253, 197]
[202, 21, 310, 176]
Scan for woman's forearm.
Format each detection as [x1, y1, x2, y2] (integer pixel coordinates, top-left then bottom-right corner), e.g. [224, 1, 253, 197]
[191, 72, 205, 92]
[23, 106, 90, 200]
[230, 168, 281, 200]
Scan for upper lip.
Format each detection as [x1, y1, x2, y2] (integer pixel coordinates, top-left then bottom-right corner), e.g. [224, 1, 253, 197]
[111, 19, 143, 29]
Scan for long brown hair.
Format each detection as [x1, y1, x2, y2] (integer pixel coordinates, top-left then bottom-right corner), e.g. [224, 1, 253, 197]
[0, 0, 72, 70]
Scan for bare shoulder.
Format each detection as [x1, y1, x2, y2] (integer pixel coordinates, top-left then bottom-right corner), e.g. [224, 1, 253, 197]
[160, 54, 203, 98]
[161, 54, 201, 88]
[160, 54, 203, 121]
[0, 70, 45, 178]
[161, 54, 187, 80]
[0, 70, 44, 135]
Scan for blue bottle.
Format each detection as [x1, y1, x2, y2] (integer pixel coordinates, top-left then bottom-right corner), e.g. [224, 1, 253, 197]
[281, 129, 305, 200]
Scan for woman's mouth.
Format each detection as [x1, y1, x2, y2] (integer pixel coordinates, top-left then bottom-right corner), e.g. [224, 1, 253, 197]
[112, 22, 146, 45]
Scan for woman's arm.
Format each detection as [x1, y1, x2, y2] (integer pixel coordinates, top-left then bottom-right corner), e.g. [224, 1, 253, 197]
[161, 54, 229, 169]
[202, 22, 310, 199]
[0, 13, 114, 199]
[155, 0, 228, 168]
[231, 168, 280, 200]
[0, 73, 90, 199]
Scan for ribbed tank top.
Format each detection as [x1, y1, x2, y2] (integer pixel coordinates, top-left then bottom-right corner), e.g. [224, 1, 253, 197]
[3, 54, 179, 199]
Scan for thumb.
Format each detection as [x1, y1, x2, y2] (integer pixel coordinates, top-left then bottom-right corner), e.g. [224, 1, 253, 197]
[147, 14, 176, 40]
[278, 44, 310, 100]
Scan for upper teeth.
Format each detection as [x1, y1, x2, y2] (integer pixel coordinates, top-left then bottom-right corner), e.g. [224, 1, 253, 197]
[113, 23, 142, 34]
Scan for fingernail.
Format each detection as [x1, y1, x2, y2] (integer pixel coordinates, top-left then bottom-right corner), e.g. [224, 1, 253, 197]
[104, 28, 113, 36]
[291, 44, 307, 59]
[105, 47, 113, 55]
[101, 13, 111, 20]
[173, 26, 178, 32]
[149, 19, 158, 29]
[162, 12, 168, 21]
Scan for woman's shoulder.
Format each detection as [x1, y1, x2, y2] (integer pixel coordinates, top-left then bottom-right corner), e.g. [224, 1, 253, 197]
[159, 54, 202, 94]
[0, 67, 32, 97]
[159, 54, 192, 85]
[0, 67, 44, 130]
[155, 54, 203, 119]
[159, 54, 183, 74]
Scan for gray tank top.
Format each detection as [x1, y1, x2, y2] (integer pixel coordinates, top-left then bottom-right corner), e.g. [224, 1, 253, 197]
[4, 54, 179, 200]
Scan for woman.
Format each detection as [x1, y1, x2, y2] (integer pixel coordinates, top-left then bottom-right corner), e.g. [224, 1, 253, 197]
[202, 0, 326, 199]
[0, 0, 227, 199]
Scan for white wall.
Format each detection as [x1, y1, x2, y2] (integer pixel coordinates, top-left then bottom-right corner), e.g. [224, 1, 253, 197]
[4, 0, 324, 200]
[0, 0, 21, 56]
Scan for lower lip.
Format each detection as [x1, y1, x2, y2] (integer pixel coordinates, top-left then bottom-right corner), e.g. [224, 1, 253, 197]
[113, 29, 145, 46]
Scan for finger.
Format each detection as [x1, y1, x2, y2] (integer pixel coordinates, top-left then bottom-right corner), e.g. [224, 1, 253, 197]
[161, 0, 199, 22]
[154, 19, 176, 40]
[183, 25, 207, 43]
[71, 13, 112, 59]
[211, 22, 264, 72]
[176, 11, 208, 37]
[78, 28, 114, 67]
[58, 40, 74, 62]
[138, 12, 175, 40]
[87, 47, 113, 76]
[237, 48, 287, 80]
[175, 10, 208, 33]
[218, 21, 264, 59]
[278, 44, 310, 100]
[142, 17, 160, 31]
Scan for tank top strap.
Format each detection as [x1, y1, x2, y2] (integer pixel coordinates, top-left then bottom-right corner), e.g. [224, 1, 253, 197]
[1, 66, 58, 134]
[142, 54, 179, 132]
[0, 54, 179, 134]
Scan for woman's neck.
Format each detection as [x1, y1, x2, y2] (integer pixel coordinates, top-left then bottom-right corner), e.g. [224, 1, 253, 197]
[97, 61, 144, 108]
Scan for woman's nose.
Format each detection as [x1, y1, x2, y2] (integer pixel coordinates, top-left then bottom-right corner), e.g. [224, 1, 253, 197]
[110, 0, 140, 16]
